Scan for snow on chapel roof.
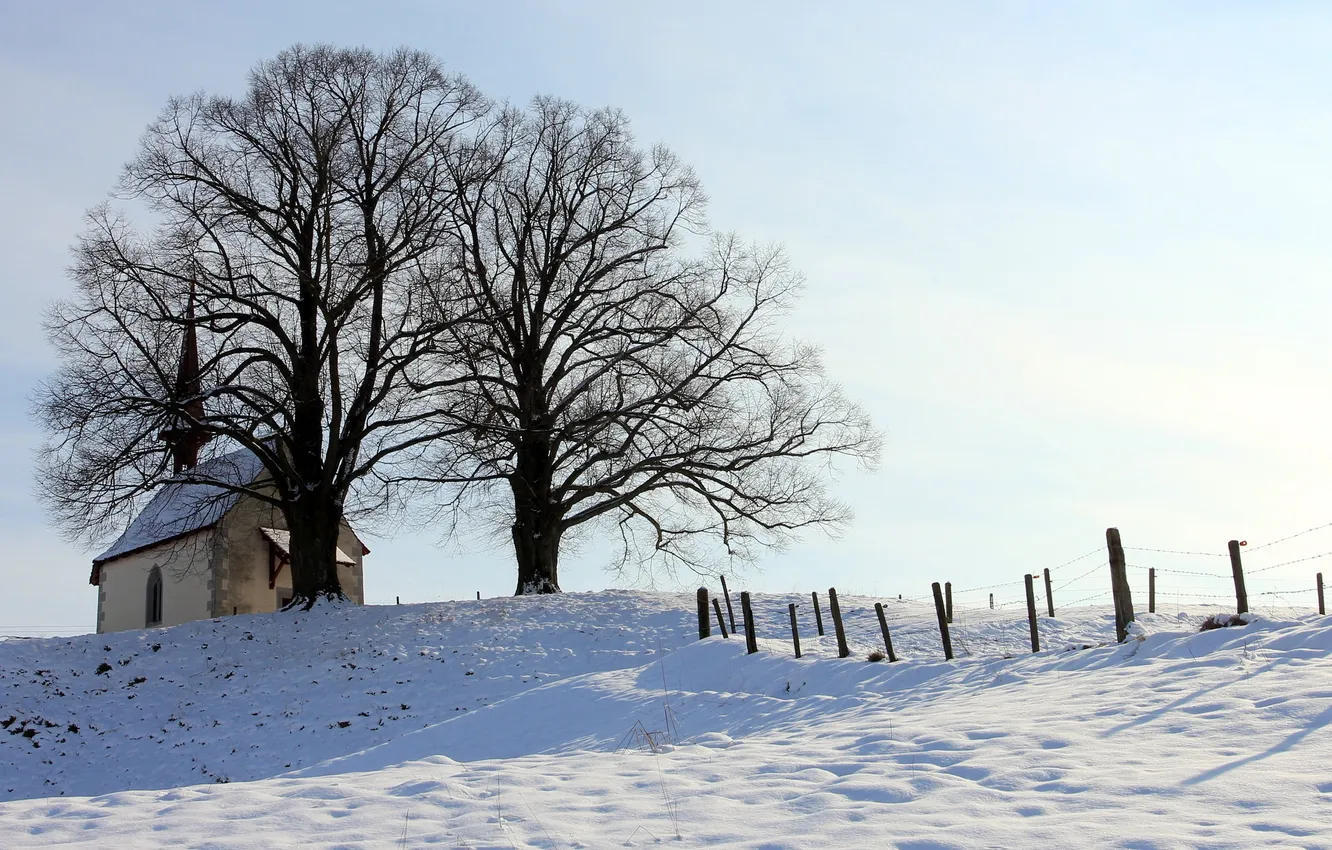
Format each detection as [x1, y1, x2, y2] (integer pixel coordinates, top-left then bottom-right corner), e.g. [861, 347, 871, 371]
[90, 447, 266, 582]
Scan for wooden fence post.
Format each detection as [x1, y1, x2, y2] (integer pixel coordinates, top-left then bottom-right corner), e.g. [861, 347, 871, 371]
[945, 581, 953, 624]
[811, 591, 825, 636]
[697, 588, 710, 640]
[1319, 572, 1326, 616]
[712, 598, 730, 638]
[476, 591, 481, 600]
[396, 596, 400, 605]
[989, 593, 994, 610]
[827, 588, 851, 658]
[720, 575, 738, 634]
[740, 592, 758, 654]
[1228, 540, 1249, 615]
[1148, 568, 1156, 614]
[1106, 528, 1134, 642]
[931, 582, 954, 660]
[1024, 574, 1040, 653]
[1043, 568, 1054, 617]
[874, 602, 898, 662]
[788, 603, 802, 658]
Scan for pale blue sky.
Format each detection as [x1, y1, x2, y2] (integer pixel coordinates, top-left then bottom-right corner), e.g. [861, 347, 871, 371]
[1, 2, 1329, 631]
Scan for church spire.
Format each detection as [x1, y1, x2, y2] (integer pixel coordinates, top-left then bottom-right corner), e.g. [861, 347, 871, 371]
[161, 283, 210, 473]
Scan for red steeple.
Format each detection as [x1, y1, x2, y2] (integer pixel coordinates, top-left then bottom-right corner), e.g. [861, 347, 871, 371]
[160, 284, 210, 473]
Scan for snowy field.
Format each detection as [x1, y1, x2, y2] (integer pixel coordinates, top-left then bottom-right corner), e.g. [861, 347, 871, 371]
[2, 590, 1332, 848]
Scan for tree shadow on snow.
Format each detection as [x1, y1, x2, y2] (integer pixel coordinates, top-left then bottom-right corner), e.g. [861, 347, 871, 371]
[1100, 658, 1286, 738]
[1181, 701, 1332, 786]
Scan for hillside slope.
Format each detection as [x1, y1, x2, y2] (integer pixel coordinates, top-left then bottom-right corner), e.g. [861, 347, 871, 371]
[2, 592, 1331, 848]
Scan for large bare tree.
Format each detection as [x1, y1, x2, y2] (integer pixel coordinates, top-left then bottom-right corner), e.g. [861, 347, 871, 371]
[36, 45, 485, 605]
[431, 99, 880, 594]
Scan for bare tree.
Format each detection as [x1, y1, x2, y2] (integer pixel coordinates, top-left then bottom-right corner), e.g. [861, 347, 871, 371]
[36, 45, 485, 605]
[430, 99, 880, 594]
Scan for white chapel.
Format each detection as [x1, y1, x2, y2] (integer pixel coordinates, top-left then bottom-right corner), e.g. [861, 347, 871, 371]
[88, 298, 367, 634]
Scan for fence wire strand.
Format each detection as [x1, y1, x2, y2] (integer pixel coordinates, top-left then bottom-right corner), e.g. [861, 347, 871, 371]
[1126, 563, 1230, 580]
[857, 522, 1331, 633]
[1125, 546, 1227, 557]
[1054, 562, 1107, 593]
[1247, 551, 1332, 574]
[1045, 547, 1106, 573]
[1245, 522, 1332, 552]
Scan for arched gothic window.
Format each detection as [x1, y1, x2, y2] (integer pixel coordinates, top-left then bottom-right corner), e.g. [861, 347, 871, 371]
[146, 567, 163, 627]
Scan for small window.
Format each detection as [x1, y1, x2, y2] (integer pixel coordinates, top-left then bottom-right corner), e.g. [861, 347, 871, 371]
[146, 567, 164, 627]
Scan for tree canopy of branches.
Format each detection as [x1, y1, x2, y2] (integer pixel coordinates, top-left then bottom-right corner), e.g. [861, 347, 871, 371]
[431, 99, 880, 594]
[38, 46, 878, 603]
[36, 45, 485, 606]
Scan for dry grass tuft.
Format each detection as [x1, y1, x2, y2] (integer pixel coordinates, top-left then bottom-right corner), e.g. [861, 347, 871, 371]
[867, 649, 887, 662]
[1199, 613, 1250, 632]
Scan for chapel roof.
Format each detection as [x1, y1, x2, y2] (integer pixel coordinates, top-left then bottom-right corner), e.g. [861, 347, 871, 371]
[90, 447, 265, 583]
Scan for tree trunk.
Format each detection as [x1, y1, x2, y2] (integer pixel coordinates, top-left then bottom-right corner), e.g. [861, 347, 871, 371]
[285, 497, 345, 608]
[512, 514, 561, 594]
[510, 433, 561, 594]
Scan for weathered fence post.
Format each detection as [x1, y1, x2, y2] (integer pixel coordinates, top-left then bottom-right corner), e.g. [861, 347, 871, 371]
[1228, 540, 1249, 615]
[1148, 567, 1156, 614]
[1319, 572, 1326, 616]
[476, 591, 481, 600]
[811, 591, 825, 636]
[931, 582, 954, 660]
[697, 588, 710, 640]
[788, 603, 802, 658]
[1024, 574, 1040, 653]
[396, 596, 400, 605]
[989, 593, 994, 610]
[720, 575, 738, 634]
[712, 598, 730, 638]
[1043, 568, 1055, 617]
[740, 591, 758, 654]
[874, 602, 898, 662]
[945, 581, 954, 624]
[1106, 527, 1134, 642]
[827, 588, 850, 658]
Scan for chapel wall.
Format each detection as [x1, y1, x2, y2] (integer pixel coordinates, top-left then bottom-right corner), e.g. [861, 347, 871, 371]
[212, 492, 366, 613]
[212, 492, 282, 616]
[96, 533, 215, 634]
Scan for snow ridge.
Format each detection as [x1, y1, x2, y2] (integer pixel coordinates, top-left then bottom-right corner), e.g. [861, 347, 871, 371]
[3, 591, 1332, 848]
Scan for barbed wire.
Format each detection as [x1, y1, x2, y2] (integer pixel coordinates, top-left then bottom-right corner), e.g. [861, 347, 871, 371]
[1053, 562, 1106, 593]
[842, 523, 1329, 616]
[1125, 563, 1230, 580]
[950, 579, 1024, 594]
[1061, 589, 1113, 607]
[944, 547, 1107, 597]
[0, 628, 89, 638]
[1124, 546, 1227, 557]
[1248, 551, 1332, 574]
[1244, 522, 1332, 552]
[1045, 547, 1106, 573]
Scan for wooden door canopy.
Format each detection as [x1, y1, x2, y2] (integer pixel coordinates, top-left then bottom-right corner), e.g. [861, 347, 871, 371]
[260, 527, 357, 589]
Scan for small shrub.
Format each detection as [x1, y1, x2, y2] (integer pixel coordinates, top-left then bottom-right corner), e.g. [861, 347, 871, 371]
[1199, 613, 1249, 632]
[867, 649, 887, 663]
[94, 663, 112, 676]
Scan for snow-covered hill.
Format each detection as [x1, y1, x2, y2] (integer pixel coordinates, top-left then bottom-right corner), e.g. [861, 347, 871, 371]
[2, 591, 1331, 847]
